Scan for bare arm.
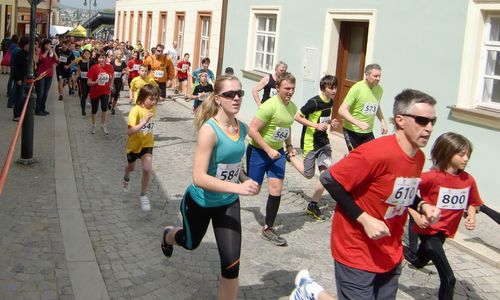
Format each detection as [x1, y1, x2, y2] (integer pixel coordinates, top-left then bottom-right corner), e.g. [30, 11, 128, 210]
[294, 112, 328, 131]
[248, 117, 281, 160]
[338, 102, 369, 131]
[252, 75, 270, 107]
[376, 106, 388, 134]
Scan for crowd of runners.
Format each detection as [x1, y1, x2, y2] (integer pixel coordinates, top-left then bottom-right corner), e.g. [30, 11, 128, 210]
[2, 33, 500, 300]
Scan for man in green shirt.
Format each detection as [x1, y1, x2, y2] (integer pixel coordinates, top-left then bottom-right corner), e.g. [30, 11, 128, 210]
[338, 63, 388, 151]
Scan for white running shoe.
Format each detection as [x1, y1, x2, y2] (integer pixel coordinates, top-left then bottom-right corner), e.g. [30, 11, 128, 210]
[140, 195, 151, 211]
[290, 270, 314, 300]
[123, 179, 130, 192]
[90, 125, 96, 134]
[102, 125, 109, 135]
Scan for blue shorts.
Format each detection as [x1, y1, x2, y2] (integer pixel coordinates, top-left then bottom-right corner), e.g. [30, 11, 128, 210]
[246, 144, 286, 185]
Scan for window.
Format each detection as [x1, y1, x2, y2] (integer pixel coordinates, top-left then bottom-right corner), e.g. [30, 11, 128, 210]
[116, 12, 121, 40]
[174, 13, 185, 59]
[199, 16, 211, 65]
[138, 12, 143, 43]
[122, 11, 127, 42]
[129, 11, 134, 42]
[254, 15, 277, 72]
[454, 1, 500, 129]
[145, 12, 152, 50]
[158, 12, 167, 46]
[244, 7, 280, 75]
[480, 16, 500, 110]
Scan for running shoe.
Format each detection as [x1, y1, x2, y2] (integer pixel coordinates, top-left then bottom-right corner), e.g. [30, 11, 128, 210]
[102, 125, 109, 135]
[307, 202, 325, 220]
[261, 227, 287, 246]
[123, 179, 130, 192]
[111, 108, 115, 115]
[289, 270, 314, 300]
[140, 195, 151, 211]
[90, 125, 96, 134]
[161, 227, 174, 257]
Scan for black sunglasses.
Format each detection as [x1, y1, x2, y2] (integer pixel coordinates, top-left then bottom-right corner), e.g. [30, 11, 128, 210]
[400, 114, 437, 126]
[219, 90, 245, 99]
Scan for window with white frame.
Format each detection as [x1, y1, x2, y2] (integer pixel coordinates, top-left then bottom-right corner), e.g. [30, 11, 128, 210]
[176, 14, 185, 58]
[480, 15, 500, 110]
[199, 16, 210, 64]
[254, 14, 277, 72]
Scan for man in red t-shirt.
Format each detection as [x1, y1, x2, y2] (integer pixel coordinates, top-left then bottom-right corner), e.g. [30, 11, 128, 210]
[87, 51, 114, 135]
[320, 89, 441, 299]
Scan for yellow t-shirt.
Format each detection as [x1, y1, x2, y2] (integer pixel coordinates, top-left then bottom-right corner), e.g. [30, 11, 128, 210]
[126, 105, 157, 153]
[129, 76, 159, 104]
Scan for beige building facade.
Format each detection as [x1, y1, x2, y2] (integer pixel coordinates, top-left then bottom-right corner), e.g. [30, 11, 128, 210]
[115, 0, 228, 73]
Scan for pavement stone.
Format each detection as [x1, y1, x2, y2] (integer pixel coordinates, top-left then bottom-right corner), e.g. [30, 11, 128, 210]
[1, 74, 500, 299]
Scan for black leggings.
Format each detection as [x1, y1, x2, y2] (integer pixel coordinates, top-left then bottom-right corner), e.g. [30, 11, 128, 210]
[112, 80, 123, 101]
[79, 79, 90, 114]
[175, 190, 241, 279]
[91, 94, 109, 114]
[406, 232, 455, 300]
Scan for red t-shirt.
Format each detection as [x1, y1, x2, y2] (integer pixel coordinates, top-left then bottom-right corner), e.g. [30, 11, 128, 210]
[88, 63, 114, 99]
[127, 59, 143, 80]
[177, 60, 191, 80]
[412, 169, 483, 238]
[329, 135, 425, 273]
[36, 52, 58, 77]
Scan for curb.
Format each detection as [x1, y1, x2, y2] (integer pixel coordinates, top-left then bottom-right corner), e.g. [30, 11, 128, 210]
[447, 232, 500, 268]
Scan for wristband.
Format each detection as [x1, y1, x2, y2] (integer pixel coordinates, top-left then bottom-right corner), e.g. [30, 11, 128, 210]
[418, 201, 428, 214]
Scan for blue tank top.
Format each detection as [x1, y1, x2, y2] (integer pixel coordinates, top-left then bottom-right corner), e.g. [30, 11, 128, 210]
[188, 118, 247, 207]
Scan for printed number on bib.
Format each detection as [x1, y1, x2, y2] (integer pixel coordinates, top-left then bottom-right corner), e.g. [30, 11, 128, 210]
[216, 163, 241, 183]
[114, 71, 122, 78]
[97, 73, 110, 86]
[59, 56, 68, 63]
[362, 103, 378, 116]
[385, 177, 420, 207]
[80, 72, 88, 79]
[133, 64, 141, 71]
[319, 116, 330, 124]
[140, 121, 155, 134]
[436, 187, 469, 210]
[154, 70, 164, 78]
[272, 127, 290, 142]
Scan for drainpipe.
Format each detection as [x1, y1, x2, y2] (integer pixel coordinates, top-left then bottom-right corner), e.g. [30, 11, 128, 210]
[216, 0, 228, 76]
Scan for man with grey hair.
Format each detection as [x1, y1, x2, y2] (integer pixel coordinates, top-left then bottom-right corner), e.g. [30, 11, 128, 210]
[338, 63, 388, 151]
[318, 89, 441, 300]
[252, 61, 288, 107]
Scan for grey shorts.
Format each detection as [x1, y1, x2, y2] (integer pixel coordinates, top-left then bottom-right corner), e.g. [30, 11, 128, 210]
[303, 144, 333, 178]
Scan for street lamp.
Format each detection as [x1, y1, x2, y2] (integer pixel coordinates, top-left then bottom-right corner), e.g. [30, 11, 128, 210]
[83, 0, 97, 38]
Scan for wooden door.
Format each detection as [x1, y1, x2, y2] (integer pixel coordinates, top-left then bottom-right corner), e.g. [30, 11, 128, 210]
[332, 21, 368, 133]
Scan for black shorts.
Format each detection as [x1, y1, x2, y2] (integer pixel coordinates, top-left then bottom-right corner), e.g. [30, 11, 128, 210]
[343, 128, 375, 151]
[56, 68, 71, 81]
[127, 147, 153, 163]
[90, 94, 110, 114]
[158, 82, 166, 98]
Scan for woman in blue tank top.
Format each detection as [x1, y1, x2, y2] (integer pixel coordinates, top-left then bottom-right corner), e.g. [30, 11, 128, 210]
[160, 75, 259, 300]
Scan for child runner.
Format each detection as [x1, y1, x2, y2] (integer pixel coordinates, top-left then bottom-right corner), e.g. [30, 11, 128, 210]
[189, 71, 213, 113]
[404, 132, 483, 300]
[176, 53, 191, 96]
[110, 49, 129, 114]
[160, 75, 259, 300]
[247, 72, 298, 246]
[122, 84, 159, 211]
[87, 51, 114, 135]
[76, 49, 94, 116]
[129, 65, 159, 105]
[127, 51, 143, 89]
[287, 75, 339, 220]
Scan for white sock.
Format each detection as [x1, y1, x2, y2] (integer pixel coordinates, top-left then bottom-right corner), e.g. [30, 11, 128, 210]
[306, 281, 325, 300]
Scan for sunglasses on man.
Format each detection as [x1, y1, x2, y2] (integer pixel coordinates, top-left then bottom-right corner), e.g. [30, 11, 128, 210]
[400, 114, 437, 126]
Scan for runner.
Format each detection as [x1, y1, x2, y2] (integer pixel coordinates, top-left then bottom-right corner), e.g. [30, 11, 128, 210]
[246, 72, 298, 246]
[68, 42, 80, 96]
[129, 65, 159, 105]
[319, 89, 441, 300]
[110, 49, 129, 115]
[127, 51, 143, 89]
[160, 75, 259, 300]
[55, 41, 76, 101]
[287, 75, 339, 220]
[122, 84, 159, 211]
[252, 61, 287, 107]
[87, 51, 114, 135]
[144, 43, 174, 101]
[192, 57, 215, 85]
[189, 70, 213, 113]
[404, 132, 483, 300]
[76, 49, 94, 116]
[176, 53, 191, 97]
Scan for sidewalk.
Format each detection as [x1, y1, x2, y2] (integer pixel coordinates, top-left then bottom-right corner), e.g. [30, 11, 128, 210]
[0, 76, 499, 299]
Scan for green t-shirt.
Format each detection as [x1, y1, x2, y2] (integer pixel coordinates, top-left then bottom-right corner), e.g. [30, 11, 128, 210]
[250, 95, 297, 150]
[342, 80, 383, 133]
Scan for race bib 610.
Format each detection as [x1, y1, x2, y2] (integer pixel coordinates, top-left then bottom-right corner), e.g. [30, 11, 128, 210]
[385, 177, 420, 207]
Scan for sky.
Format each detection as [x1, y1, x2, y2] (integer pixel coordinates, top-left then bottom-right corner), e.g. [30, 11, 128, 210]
[60, 0, 116, 10]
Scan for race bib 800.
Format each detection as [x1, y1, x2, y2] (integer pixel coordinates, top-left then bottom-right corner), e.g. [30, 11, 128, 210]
[436, 187, 469, 210]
